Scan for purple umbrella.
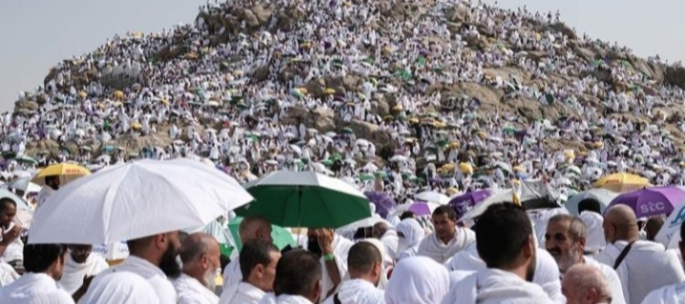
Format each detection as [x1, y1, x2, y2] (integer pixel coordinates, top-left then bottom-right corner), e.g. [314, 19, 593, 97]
[606, 186, 685, 218]
[365, 192, 396, 219]
[407, 201, 439, 216]
[449, 189, 492, 219]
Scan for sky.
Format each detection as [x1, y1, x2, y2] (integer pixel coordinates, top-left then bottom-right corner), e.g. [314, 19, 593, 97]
[0, 0, 683, 112]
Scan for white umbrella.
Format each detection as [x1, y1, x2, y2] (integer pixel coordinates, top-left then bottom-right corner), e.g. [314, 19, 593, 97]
[336, 214, 383, 235]
[390, 155, 407, 162]
[415, 191, 450, 205]
[28, 159, 253, 244]
[655, 202, 685, 249]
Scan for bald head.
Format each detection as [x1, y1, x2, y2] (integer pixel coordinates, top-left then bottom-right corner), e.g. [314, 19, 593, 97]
[180, 232, 219, 264]
[239, 216, 273, 245]
[562, 264, 611, 304]
[603, 205, 639, 243]
[179, 232, 222, 287]
[372, 221, 389, 239]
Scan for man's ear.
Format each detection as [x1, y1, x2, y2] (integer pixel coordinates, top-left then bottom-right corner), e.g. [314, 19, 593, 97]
[523, 235, 535, 259]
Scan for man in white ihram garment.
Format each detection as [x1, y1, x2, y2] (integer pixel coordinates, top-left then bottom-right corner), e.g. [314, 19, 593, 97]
[58, 244, 109, 295]
[306, 228, 354, 301]
[545, 214, 626, 304]
[83, 230, 182, 303]
[220, 239, 281, 304]
[372, 221, 399, 260]
[323, 241, 385, 304]
[259, 250, 323, 304]
[221, 216, 273, 300]
[595, 205, 685, 304]
[562, 264, 613, 304]
[641, 219, 685, 303]
[441, 203, 554, 304]
[0, 244, 74, 303]
[79, 271, 161, 304]
[417, 205, 475, 264]
[174, 233, 221, 304]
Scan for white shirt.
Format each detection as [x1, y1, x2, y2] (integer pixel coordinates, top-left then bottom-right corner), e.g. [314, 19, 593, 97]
[94, 255, 177, 304]
[220, 282, 265, 304]
[58, 253, 109, 294]
[0, 272, 74, 304]
[173, 273, 219, 304]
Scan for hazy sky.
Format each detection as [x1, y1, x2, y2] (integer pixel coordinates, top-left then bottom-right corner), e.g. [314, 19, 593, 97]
[0, 0, 683, 112]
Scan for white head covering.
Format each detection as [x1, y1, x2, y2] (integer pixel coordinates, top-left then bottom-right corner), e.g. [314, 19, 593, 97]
[80, 271, 161, 304]
[396, 218, 424, 249]
[579, 211, 606, 253]
[385, 256, 450, 304]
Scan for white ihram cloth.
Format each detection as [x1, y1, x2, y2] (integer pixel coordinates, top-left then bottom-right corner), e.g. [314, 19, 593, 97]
[579, 211, 606, 254]
[379, 230, 399, 260]
[417, 227, 475, 264]
[221, 259, 241, 302]
[220, 282, 264, 304]
[596, 240, 685, 304]
[322, 279, 385, 304]
[577, 257, 627, 304]
[445, 242, 565, 303]
[0, 260, 19, 286]
[0, 272, 74, 304]
[58, 253, 109, 294]
[385, 256, 450, 304]
[318, 234, 354, 298]
[258, 294, 313, 304]
[92, 255, 177, 304]
[173, 273, 219, 304]
[441, 268, 554, 304]
[640, 281, 685, 304]
[395, 219, 424, 256]
[79, 271, 160, 304]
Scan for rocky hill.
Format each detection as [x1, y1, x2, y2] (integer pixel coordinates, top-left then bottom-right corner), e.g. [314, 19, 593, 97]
[12, 0, 685, 160]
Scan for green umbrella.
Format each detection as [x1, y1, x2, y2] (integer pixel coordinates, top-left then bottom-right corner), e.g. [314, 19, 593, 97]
[321, 159, 334, 166]
[235, 171, 371, 228]
[15, 155, 37, 165]
[342, 127, 354, 135]
[228, 216, 296, 251]
[359, 173, 374, 182]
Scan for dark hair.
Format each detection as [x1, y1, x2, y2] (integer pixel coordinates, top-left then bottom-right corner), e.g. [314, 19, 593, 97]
[399, 211, 415, 220]
[240, 239, 279, 280]
[475, 203, 532, 269]
[273, 249, 321, 296]
[220, 254, 231, 273]
[23, 244, 67, 273]
[578, 199, 602, 214]
[547, 214, 586, 242]
[432, 205, 457, 222]
[347, 242, 381, 273]
[0, 198, 16, 214]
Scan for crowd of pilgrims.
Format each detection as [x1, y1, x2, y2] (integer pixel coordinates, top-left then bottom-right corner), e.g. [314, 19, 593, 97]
[0, 197, 682, 303]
